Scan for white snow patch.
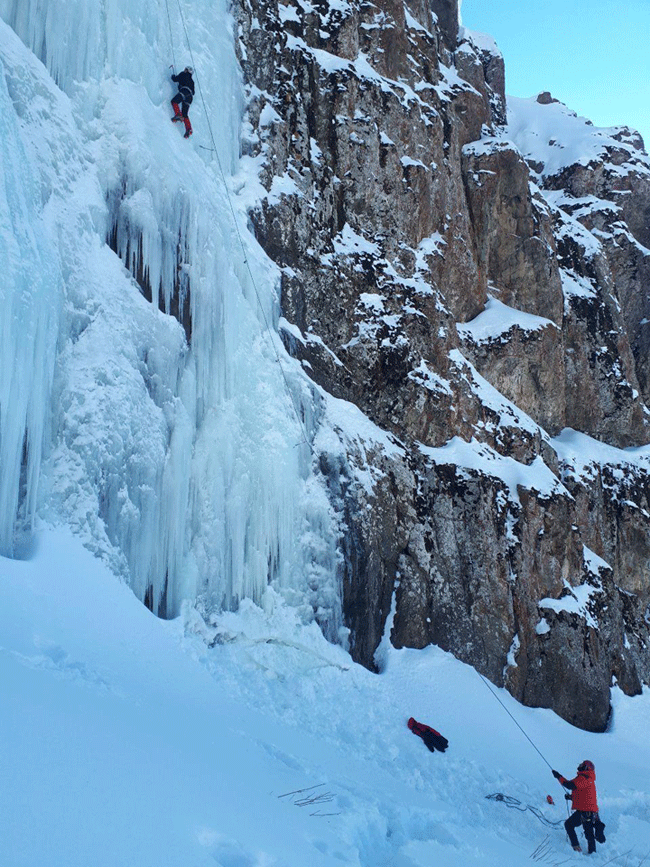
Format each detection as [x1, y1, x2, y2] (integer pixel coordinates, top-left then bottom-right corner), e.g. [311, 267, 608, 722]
[583, 545, 612, 578]
[408, 360, 453, 395]
[401, 155, 429, 170]
[278, 3, 301, 23]
[508, 95, 650, 180]
[331, 223, 380, 258]
[539, 580, 601, 629]
[457, 296, 557, 344]
[560, 268, 598, 304]
[459, 27, 502, 59]
[419, 436, 566, 505]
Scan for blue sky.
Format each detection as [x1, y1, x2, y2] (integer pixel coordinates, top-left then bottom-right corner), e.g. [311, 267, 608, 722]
[460, 0, 650, 150]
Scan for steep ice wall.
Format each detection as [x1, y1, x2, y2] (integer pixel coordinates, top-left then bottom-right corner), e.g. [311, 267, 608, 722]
[0, 1, 343, 632]
[0, 38, 60, 556]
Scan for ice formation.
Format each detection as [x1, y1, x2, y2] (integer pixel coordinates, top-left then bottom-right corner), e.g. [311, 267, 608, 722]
[0, 0, 344, 632]
[0, 48, 60, 557]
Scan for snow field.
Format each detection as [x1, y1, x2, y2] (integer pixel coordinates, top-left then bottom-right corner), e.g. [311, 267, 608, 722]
[2, 530, 650, 867]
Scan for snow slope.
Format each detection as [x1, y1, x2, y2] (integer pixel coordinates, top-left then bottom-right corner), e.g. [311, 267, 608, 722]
[2, 530, 650, 867]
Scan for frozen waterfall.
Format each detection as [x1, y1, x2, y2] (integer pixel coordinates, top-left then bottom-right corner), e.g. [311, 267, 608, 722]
[0, 56, 60, 557]
[0, 0, 343, 635]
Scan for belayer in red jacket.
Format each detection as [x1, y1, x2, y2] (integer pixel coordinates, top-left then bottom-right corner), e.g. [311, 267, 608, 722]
[552, 761, 606, 854]
[407, 717, 448, 753]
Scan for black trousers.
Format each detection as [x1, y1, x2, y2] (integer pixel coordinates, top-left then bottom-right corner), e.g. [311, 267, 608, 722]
[171, 90, 193, 118]
[420, 730, 449, 752]
[565, 811, 601, 853]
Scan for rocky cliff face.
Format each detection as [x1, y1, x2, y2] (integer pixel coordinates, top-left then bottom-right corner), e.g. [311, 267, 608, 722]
[232, 0, 650, 730]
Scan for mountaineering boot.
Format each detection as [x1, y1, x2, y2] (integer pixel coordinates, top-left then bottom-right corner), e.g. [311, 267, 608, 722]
[572, 845, 582, 852]
[172, 115, 183, 122]
[171, 101, 183, 121]
[182, 115, 192, 138]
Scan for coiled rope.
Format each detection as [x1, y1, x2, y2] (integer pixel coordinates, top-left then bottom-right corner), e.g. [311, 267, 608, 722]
[485, 793, 565, 830]
[476, 671, 571, 825]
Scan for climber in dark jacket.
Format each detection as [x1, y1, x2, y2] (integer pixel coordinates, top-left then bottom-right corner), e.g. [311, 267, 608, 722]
[407, 717, 449, 752]
[552, 761, 606, 854]
[171, 66, 195, 138]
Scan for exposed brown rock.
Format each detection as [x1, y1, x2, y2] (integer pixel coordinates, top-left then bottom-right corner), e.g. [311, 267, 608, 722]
[233, 0, 650, 730]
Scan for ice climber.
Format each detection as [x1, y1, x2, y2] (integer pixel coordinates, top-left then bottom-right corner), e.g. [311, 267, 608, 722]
[552, 761, 606, 854]
[171, 66, 195, 138]
[407, 717, 449, 753]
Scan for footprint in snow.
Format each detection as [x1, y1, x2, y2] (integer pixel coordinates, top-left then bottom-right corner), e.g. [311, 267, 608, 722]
[198, 830, 271, 867]
[11, 637, 112, 691]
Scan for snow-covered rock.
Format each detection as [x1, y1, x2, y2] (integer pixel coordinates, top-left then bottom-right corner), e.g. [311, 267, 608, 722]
[231, 0, 650, 729]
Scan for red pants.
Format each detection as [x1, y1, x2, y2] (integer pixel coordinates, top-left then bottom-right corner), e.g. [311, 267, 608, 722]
[171, 96, 192, 134]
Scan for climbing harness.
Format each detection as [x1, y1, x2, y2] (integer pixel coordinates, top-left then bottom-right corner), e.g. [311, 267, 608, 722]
[163, 0, 316, 456]
[485, 793, 565, 830]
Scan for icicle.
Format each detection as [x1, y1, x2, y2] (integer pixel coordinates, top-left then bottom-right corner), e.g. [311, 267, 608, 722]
[0, 55, 60, 556]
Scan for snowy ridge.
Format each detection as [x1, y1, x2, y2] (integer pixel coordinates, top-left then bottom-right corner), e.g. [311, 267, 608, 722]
[552, 428, 650, 508]
[508, 95, 650, 181]
[449, 349, 547, 439]
[458, 26, 502, 60]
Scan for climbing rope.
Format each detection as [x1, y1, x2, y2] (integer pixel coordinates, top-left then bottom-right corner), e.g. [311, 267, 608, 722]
[165, 0, 316, 457]
[475, 670, 553, 770]
[485, 794, 565, 830]
[474, 669, 571, 839]
[163, 0, 176, 69]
